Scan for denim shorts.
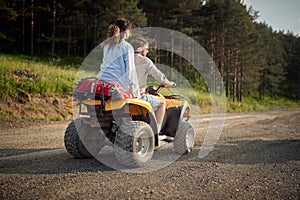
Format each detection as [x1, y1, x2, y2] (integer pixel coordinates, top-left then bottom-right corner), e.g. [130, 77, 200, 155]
[141, 95, 161, 110]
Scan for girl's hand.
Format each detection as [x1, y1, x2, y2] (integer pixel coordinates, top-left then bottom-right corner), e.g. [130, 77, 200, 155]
[129, 84, 136, 98]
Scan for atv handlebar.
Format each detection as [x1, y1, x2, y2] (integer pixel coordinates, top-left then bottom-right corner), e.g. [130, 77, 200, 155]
[145, 83, 176, 95]
[157, 83, 176, 92]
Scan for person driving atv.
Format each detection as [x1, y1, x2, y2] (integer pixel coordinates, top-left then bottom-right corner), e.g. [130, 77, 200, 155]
[131, 37, 174, 134]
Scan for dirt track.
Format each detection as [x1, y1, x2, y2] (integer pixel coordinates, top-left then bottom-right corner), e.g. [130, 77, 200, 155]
[1, 108, 300, 199]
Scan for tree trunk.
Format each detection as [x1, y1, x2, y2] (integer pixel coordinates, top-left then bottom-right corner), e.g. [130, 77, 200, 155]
[83, 13, 87, 57]
[233, 68, 237, 102]
[239, 64, 244, 102]
[170, 34, 174, 80]
[226, 48, 231, 98]
[37, 20, 41, 54]
[22, 0, 25, 53]
[67, 29, 71, 57]
[178, 39, 182, 84]
[297, 70, 300, 99]
[51, 0, 56, 57]
[30, 0, 34, 55]
[93, 16, 98, 47]
[209, 23, 215, 93]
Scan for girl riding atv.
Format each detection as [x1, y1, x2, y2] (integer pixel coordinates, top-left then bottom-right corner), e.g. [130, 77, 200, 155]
[96, 18, 140, 98]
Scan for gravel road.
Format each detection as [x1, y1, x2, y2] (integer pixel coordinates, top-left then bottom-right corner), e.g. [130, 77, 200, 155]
[1, 108, 299, 199]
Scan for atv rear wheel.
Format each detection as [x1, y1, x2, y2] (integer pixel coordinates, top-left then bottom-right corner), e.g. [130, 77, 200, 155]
[64, 118, 105, 158]
[173, 122, 195, 155]
[114, 121, 154, 167]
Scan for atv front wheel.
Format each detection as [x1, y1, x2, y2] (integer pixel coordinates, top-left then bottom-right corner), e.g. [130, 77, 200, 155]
[114, 121, 154, 167]
[174, 122, 195, 155]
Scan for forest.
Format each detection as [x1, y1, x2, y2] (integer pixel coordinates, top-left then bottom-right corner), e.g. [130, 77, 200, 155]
[1, 0, 300, 101]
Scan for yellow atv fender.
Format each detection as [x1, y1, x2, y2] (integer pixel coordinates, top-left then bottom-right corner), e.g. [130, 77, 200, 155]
[67, 97, 152, 113]
[67, 97, 158, 137]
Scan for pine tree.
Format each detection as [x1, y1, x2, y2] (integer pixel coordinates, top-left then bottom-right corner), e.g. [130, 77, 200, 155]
[0, 0, 18, 51]
[196, 0, 256, 100]
[254, 23, 286, 99]
[282, 33, 300, 99]
[139, 0, 202, 85]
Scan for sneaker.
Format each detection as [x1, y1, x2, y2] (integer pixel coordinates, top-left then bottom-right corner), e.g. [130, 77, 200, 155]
[158, 135, 167, 140]
[164, 136, 174, 142]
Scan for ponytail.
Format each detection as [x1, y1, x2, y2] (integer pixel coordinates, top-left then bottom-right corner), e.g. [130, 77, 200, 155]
[106, 24, 121, 47]
[108, 24, 120, 38]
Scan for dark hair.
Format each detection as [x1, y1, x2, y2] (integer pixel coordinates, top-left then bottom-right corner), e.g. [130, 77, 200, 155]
[114, 18, 131, 32]
[102, 18, 131, 48]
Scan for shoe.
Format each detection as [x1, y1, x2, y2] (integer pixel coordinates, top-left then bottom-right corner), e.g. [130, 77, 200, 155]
[158, 135, 167, 140]
[164, 136, 174, 142]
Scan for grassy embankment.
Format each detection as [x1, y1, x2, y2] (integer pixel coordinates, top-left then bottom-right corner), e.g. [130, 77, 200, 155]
[0, 54, 299, 120]
[0, 55, 76, 99]
[0, 54, 82, 120]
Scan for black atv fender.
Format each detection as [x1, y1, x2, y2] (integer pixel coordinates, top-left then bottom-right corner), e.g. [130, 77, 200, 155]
[161, 101, 189, 137]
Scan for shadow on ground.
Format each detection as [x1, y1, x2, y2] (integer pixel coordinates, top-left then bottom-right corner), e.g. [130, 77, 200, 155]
[1, 139, 299, 175]
[0, 148, 114, 174]
[183, 139, 300, 165]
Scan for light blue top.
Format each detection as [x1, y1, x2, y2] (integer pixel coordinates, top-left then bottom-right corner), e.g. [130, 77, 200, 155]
[97, 40, 140, 98]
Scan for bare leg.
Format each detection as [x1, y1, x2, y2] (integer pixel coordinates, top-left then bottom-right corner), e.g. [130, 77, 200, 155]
[155, 103, 165, 124]
[155, 98, 166, 133]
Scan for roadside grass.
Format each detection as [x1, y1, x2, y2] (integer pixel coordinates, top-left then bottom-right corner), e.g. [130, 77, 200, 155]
[228, 96, 300, 112]
[6, 53, 83, 69]
[158, 85, 300, 114]
[0, 54, 79, 100]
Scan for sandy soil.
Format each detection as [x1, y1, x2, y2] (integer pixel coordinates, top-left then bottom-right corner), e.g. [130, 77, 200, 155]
[0, 108, 299, 199]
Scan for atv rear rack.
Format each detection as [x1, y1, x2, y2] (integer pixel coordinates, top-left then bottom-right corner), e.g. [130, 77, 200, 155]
[76, 82, 108, 117]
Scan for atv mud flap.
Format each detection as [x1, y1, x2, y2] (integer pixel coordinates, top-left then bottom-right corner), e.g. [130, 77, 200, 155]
[161, 101, 190, 137]
[161, 106, 182, 137]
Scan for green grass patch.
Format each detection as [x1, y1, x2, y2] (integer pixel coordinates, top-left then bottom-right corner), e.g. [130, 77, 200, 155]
[0, 54, 79, 100]
[3, 53, 83, 69]
[227, 96, 300, 112]
[49, 116, 64, 122]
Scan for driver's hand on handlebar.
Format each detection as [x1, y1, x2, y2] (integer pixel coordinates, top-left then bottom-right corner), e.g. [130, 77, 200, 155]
[165, 81, 175, 88]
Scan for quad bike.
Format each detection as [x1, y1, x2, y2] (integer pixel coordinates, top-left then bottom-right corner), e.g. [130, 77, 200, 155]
[64, 77, 195, 167]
